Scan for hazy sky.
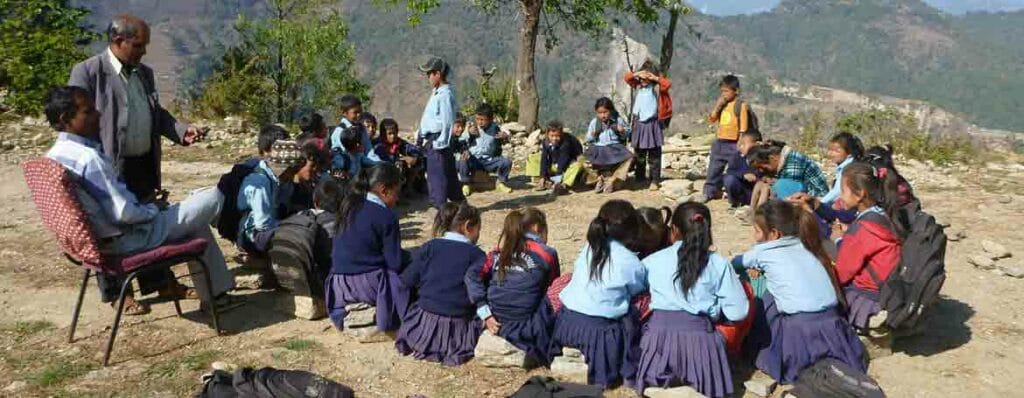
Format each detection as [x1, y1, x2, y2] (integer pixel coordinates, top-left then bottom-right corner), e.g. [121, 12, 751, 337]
[686, 0, 1024, 16]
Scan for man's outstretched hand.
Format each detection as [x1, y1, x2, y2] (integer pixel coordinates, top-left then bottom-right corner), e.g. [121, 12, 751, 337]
[182, 126, 208, 146]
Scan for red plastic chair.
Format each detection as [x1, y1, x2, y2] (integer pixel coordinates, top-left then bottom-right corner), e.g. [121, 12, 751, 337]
[22, 157, 222, 366]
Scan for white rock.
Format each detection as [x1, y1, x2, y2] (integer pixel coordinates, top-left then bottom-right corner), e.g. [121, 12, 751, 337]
[501, 122, 527, 133]
[998, 196, 1013, 204]
[551, 356, 588, 384]
[743, 372, 777, 397]
[969, 254, 996, 270]
[3, 381, 26, 393]
[644, 386, 704, 398]
[999, 264, 1024, 279]
[561, 347, 584, 360]
[474, 331, 528, 368]
[982, 240, 1012, 259]
[660, 179, 695, 198]
[343, 303, 376, 328]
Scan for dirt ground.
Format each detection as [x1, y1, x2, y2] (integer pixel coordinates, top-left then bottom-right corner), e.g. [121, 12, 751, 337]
[1, 144, 1023, 397]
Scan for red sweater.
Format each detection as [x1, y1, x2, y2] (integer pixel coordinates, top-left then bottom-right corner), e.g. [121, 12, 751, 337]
[836, 212, 901, 292]
[624, 71, 673, 121]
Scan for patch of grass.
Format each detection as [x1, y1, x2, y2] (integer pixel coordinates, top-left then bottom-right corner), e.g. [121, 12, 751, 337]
[31, 360, 94, 387]
[283, 338, 319, 351]
[146, 349, 223, 379]
[10, 320, 56, 337]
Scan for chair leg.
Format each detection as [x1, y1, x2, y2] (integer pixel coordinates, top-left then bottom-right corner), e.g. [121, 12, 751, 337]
[68, 269, 91, 343]
[102, 271, 138, 367]
[173, 299, 183, 317]
[196, 259, 222, 335]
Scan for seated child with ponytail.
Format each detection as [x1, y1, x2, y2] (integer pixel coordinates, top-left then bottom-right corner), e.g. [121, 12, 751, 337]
[465, 208, 561, 367]
[554, 200, 646, 388]
[636, 202, 749, 398]
[584, 98, 634, 194]
[326, 164, 408, 334]
[735, 200, 865, 384]
[396, 203, 486, 366]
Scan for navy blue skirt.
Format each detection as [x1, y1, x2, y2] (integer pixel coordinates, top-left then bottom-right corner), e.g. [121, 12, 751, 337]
[844, 286, 882, 331]
[754, 293, 866, 384]
[497, 298, 560, 367]
[635, 310, 734, 398]
[552, 308, 640, 389]
[631, 117, 664, 150]
[584, 144, 633, 167]
[324, 269, 408, 332]
[395, 304, 482, 367]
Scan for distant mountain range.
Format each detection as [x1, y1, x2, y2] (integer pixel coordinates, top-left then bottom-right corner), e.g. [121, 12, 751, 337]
[687, 0, 1024, 15]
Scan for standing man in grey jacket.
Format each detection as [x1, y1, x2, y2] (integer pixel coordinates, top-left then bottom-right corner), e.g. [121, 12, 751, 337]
[68, 15, 216, 312]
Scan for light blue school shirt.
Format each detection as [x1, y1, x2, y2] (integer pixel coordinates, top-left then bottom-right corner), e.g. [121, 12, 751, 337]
[821, 156, 854, 205]
[632, 85, 659, 121]
[442, 231, 474, 245]
[464, 123, 501, 160]
[737, 236, 837, 314]
[418, 84, 457, 150]
[559, 240, 646, 319]
[330, 118, 381, 166]
[237, 159, 294, 245]
[643, 242, 749, 322]
[586, 117, 630, 146]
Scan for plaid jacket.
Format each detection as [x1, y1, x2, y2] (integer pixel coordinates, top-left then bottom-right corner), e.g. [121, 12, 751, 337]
[779, 150, 829, 197]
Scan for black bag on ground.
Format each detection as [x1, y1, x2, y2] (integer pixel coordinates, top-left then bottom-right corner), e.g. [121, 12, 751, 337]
[870, 200, 947, 330]
[216, 161, 259, 242]
[269, 209, 335, 299]
[195, 367, 355, 398]
[508, 376, 603, 398]
[786, 358, 885, 398]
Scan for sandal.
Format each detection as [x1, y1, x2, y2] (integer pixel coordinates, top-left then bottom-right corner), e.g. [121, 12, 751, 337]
[114, 297, 151, 316]
[158, 283, 199, 301]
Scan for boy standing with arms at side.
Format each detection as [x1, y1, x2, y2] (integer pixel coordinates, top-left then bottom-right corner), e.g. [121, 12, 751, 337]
[705, 75, 750, 202]
[417, 57, 466, 209]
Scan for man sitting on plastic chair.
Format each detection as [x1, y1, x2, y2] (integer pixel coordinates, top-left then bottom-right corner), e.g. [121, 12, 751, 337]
[43, 86, 236, 315]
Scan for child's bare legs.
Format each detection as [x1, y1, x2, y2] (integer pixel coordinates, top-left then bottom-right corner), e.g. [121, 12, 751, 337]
[751, 181, 771, 209]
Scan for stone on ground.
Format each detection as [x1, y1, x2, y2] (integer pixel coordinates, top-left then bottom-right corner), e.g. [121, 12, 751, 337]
[644, 385, 704, 398]
[344, 303, 376, 329]
[474, 331, 528, 368]
[981, 240, 1012, 259]
[660, 179, 695, 199]
[969, 254, 996, 270]
[744, 371, 777, 397]
[550, 356, 588, 384]
[999, 264, 1024, 279]
[289, 295, 325, 320]
[3, 381, 26, 393]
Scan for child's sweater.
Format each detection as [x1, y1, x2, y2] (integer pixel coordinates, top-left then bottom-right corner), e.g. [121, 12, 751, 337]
[465, 235, 560, 321]
[402, 232, 486, 317]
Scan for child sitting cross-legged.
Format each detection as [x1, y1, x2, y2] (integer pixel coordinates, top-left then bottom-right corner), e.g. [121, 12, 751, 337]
[584, 98, 634, 194]
[532, 120, 584, 195]
[373, 118, 426, 196]
[458, 103, 514, 195]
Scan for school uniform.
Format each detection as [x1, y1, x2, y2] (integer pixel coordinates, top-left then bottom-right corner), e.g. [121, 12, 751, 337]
[625, 71, 674, 128]
[417, 84, 465, 208]
[555, 240, 646, 388]
[821, 156, 855, 205]
[626, 76, 666, 183]
[835, 208, 901, 330]
[583, 117, 633, 182]
[374, 138, 427, 194]
[457, 123, 513, 184]
[704, 99, 748, 199]
[465, 233, 562, 366]
[325, 193, 410, 332]
[737, 236, 865, 383]
[236, 158, 296, 253]
[723, 151, 755, 207]
[330, 118, 381, 169]
[636, 243, 748, 397]
[538, 133, 584, 186]
[396, 232, 486, 366]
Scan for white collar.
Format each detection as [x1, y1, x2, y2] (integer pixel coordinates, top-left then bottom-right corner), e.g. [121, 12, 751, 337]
[442, 231, 473, 244]
[106, 47, 124, 76]
[366, 192, 387, 208]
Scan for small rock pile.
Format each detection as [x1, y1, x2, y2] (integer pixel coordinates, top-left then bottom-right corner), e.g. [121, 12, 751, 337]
[473, 331, 529, 368]
[550, 348, 588, 383]
[969, 240, 1021, 278]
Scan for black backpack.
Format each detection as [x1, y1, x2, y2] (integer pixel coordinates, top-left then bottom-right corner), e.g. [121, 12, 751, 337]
[733, 100, 760, 136]
[508, 376, 603, 398]
[195, 367, 354, 398]
[786, 358, 885, 398]
[869, 200, 947, 330]
[269, 210, 335, 299]
[215, 161, 259, 242]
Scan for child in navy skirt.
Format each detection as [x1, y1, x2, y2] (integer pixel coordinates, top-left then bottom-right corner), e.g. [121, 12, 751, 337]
[636, 202, 749, 398]
[396, 203, 486, 366]
[625, 61, 668, 190]
[326, 164, 410, 333]
[584, 98, 634, 194]
[554, 200, 646, 388]
[736, 200, 865, 384]
[465, 207, 561, 367]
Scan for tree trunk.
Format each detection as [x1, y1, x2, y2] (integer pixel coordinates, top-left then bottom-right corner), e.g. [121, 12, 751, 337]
[515, 0, 541, 130]
[275, 4, 285, 123]
[660, 8, 680, 75]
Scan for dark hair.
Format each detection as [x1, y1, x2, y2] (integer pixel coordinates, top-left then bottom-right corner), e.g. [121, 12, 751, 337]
[339, 94, 362, 113]
[830, 132, 864, 161]
[454, 113, 467, 127]
[45, 86, 90, 131]
[107, 14, 146, 42]
[475, 103, 495, 119]
[721, 74, 740, 90]
[336, 163, 402, 232]
[432, 202, 482, 238]
[546, 120, 564, 133]
[594, 97, 621, 122]
[380, 118, 399, 135]
[740, 130, 763, 142]
[258, 125, 290, 154]
[863, 145, 916, 206]
[301, 142, 330, 171]
[635, 207, 672, 257]
[358, 112, 377, 126]
[314, 176, 346, 212]
[755, 200, 844, 306]
[298, 113, 325, 134]
[495, 208, 548, 282]
[670, 202, 713, 297]
[746, 141, 786, 168]
[586, 200, 640, 282]
[339, 126, 362, 152]
[842, 162, 905, 236]
[638, 59, 660, 76]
